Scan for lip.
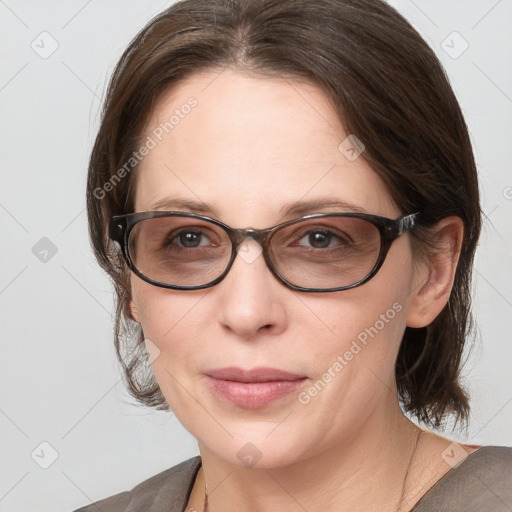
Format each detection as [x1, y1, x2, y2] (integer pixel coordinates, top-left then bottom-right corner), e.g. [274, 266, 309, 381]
[206, 366, 306, 382]
[205, 367, 308, 409]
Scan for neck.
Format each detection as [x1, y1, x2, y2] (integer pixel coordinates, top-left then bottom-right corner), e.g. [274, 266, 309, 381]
[195, 403, 423, 512]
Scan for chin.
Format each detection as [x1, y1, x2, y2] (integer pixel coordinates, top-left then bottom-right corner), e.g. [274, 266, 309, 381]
[199, 427, 311, 470]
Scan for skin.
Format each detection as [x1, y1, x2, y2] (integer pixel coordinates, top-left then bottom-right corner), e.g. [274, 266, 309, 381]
[128, 68, 472, 512]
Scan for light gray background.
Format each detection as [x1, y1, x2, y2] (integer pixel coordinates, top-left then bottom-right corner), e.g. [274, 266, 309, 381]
[0, 1, 511, 511]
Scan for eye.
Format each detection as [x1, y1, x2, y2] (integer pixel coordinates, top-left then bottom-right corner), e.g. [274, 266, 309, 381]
[166, 228, 215, 249]
[296, 229, 349, 249]
[177, 230, 205, 248]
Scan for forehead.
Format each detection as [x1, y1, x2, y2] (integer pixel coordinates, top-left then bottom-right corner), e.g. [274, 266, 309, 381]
[133, 68, 398, 225]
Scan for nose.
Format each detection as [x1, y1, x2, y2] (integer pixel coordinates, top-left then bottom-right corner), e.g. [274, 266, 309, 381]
[216, 237, 288, 339]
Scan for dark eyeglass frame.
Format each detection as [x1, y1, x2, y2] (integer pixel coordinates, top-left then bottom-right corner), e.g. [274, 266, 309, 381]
[109, 211, 419, 293]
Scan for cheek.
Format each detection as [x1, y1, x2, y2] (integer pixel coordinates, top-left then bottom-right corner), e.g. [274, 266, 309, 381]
[131, 281, 209, 371]
[295, 245, 414, 410]
[292, 296, 407, 446]
[132, 286, 213, 424]
[299, 294, 407, 383]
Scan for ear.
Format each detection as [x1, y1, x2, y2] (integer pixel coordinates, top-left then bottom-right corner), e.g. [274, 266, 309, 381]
[405, 216, 464, 328]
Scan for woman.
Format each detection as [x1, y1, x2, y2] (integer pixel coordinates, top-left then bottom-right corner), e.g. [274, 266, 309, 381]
[76, 0, 511, 510]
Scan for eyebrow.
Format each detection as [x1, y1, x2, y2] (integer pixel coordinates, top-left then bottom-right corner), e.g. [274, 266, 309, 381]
[279, 199, 368, 216]
[146, 196, 368, 217]
[148, 197, 216, 215]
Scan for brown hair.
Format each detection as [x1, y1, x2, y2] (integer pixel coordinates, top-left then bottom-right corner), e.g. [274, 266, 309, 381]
[87, 0, 481, 428]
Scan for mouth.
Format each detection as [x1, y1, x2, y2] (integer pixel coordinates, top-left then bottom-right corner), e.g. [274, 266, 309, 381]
[205, 366, 308, 409]
[206, 366, 306, 383]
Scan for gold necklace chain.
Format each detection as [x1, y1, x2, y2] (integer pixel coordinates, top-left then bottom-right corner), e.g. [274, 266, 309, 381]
[202, 429, 422, 512]
[396, 428, 423, 512]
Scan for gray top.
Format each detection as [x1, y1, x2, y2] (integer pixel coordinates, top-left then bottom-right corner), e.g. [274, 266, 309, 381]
[72, 446, 512, 512]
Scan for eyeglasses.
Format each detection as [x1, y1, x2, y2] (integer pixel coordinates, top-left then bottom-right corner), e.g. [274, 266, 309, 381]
[109, 211, 418, 293]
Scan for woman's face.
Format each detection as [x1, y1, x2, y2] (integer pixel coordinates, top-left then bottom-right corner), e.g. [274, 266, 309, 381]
[129, 68, 421, 468]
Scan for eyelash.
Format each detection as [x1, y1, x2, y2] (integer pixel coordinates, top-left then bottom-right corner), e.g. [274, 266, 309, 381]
[164, 226, 350, 250]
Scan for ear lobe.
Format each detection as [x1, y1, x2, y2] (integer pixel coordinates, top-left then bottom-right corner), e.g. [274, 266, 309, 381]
[406, 216, 464, 328]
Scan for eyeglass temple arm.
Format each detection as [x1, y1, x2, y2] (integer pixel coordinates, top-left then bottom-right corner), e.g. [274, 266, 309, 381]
[396, 213, 419, 236]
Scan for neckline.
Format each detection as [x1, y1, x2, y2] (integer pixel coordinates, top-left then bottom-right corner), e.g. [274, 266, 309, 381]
[409, 444, 487, 510]
[187, 446, 489, 511]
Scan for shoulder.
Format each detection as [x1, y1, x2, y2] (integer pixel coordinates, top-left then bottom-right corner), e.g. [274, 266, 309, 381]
[466, 445, 512, 469]
[413, 446, 512, 511]
[71, 455, 201, 512]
